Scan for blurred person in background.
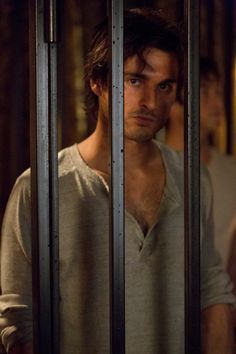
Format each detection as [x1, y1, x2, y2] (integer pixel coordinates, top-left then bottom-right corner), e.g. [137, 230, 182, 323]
[166, 56, 236, 270]
[166, 57, 236, 348]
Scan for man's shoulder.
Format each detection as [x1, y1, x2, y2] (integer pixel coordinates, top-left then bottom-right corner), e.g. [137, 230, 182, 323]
[58, 144, 80, 177]
[156, 140, 184, 176]
[157, 141, 211, 180]
[156, 141, 213, 208]
[11, 144, 81, 196]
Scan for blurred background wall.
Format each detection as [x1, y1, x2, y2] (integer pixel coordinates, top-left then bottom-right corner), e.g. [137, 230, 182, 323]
[0, 0, 235, 225]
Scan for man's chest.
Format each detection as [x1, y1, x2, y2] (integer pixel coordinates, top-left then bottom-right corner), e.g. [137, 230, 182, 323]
[125, 172, 165, 234]
[92, 161, 166, 234]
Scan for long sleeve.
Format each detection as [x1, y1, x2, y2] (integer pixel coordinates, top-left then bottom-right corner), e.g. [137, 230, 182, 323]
[200, 166, 235, 309]
[0, 171, 32, 353]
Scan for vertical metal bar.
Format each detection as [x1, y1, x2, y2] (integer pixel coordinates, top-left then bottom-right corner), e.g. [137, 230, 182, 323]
[108, 1, 125, 354]
[224, 0, 233, 154]
[29, 0, 59, 353]
[29, 1, 52, 352]
[47, 1, 59, 350]
[45, 0, 57, 43]
[49, 41, 60, 354]
[184, 1, 201, 353]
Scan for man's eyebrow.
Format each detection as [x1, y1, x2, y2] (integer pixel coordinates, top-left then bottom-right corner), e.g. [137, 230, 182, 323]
[158, 78, 177, 85]
[124, 72, 177, 84]
[124, 72, 147, 79]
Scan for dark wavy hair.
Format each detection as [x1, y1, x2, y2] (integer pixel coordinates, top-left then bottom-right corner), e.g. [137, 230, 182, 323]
[84, 8, 184, 119]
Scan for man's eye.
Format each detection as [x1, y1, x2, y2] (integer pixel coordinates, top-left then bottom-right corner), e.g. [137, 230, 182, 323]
[129, 78, 141, 86]
[159, 83, 171, 91]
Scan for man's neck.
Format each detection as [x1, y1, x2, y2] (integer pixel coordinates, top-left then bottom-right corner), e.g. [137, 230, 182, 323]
[165, 124, 184, 152]
[78, 129, 109, 174]
[124, 139, 160, 171]
[78, 129, 161, 174]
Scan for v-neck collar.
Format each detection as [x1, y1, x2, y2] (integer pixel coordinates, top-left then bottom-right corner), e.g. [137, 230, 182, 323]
[69, 141, 183, 236]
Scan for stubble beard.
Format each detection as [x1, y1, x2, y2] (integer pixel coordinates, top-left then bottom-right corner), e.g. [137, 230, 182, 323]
[124, 128, 156, 143]
[124, 119, 165, 143]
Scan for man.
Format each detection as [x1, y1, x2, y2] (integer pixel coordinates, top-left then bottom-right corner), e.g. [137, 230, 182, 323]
[0, 10, 234, 354]
[166, 57, 236, 268]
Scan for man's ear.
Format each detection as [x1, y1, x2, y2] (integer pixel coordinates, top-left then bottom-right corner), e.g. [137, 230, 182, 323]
[90, 79, 103, 96]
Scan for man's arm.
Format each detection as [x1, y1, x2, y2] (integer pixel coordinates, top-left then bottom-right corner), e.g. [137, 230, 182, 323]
[9, 342, 33, 354]
[201, 303, 234, 354]
[0, 176, 33, 353]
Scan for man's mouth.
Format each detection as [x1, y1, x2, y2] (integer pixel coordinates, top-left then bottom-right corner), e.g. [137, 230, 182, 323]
[132, 113, 156, 122]
[132, 115, 156, 126]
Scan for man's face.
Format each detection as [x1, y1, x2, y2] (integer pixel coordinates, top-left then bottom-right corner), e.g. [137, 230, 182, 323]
[98, 48, 178, 143]
[200, 74, 224, 139]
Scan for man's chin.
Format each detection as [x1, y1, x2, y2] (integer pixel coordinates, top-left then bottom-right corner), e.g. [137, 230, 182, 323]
[125, 131, 156, 143]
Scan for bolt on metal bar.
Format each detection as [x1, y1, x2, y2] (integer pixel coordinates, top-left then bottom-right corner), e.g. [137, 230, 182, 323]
[184, 1, 201, 353]
[29, 0, 59, 353]
[108, 1, 125, 353]
[44, 0, 57, 43]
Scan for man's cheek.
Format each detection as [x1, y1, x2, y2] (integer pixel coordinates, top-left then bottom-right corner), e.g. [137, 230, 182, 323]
[162, 102, 174, 118]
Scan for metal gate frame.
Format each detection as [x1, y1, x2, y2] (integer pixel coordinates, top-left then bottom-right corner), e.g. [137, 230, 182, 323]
[29, 1, 200, 353]
[29, 1, 59, 353]
[184, 1, 201, 353]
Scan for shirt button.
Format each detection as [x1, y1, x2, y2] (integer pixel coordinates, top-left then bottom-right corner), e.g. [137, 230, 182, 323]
[138, 242, 143, 251]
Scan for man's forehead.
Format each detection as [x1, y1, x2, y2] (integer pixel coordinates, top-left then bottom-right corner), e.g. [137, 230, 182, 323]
[124, 48, 178, 76]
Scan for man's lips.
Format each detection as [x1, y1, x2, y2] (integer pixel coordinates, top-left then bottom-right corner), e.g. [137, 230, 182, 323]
[132, 114, 156, 124]
[134, 115, 155, 120]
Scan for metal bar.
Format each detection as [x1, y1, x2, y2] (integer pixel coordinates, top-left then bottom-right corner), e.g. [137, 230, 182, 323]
[44, 0, 57, 43]
[29, 1, 52, 352]
[184, 1, 201, 353]
[108, 1, 125, 354]
[29, 2, 40, 350]
[49, 40, 60, 354]
[224, 0, 233, 154]
[29, 0, 58, 353]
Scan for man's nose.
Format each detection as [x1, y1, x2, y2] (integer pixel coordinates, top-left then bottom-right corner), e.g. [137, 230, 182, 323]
[139, 89, 157, 110]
